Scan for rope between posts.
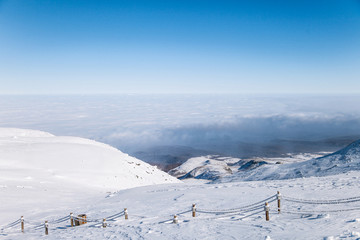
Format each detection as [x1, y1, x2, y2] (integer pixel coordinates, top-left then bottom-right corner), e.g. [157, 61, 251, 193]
[176, 209, 192, 216]
[238, 210, 263, 220]
[73, 216, 87, 222]
[96, 211, 125, 221]
[49, 216, 70, 224]
[200, 208, 265, 221]
[282, 195, 360, 204]
[72, 210, 125, 224]
[197, 195, 276, 214]
[198, 197, 276, 214]
[51, 217, 71, 225]
[154, 209, 192, 224]
[197, 204, 265, 215]
[26, 221, 43, 227]
[240, 205, 266, 213]
[197, 202, 264, 213]
[0, 219, 21, 230]
[85, 219, 102, 223]
[9, 191, 350, 234]
[104, 210, 125, 220]
[30, 224, 44, 231]
[281, 206, 360, 214]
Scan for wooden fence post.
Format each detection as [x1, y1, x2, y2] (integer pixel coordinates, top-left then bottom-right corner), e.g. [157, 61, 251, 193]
[192, 204, 196, 217]
[102, 218, 107, 228]
[70, 213, 74, 227]
[173, 215, 178, 224]
[124, 208, 128, 220]
[21, 216, 24, 233]
[277, 191, 281, 214]
[44, 221, 49, 235]
[264, 202, 270, 221]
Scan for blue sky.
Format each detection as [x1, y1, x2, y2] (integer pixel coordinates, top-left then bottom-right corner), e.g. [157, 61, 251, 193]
[0, 0, 360, 94]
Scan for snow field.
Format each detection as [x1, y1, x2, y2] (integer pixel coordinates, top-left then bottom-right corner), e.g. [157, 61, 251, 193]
[3, 128, 360, 239]
[0, 128, 180, 229]
[3, 171, 360, 239]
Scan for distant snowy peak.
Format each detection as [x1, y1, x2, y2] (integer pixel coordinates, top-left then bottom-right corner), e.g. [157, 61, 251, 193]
[169, 156, 235, 180]
[169, 155, 250, 181]
[169, 141, 360, 183]
[320, 139, 360, 163]
[219, 139, 360, 182]
[300, 139, 360, 176]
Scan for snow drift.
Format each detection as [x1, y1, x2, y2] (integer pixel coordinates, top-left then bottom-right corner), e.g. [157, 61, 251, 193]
[0, 128, 181, 226]
[0, 128, 180, 191]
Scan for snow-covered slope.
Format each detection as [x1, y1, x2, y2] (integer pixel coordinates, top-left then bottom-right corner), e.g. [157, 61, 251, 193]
[168, 156, 238, 180]
[169, 140, 360, 182]
[2, 129, 360, 239]
[0, 128, 180, 225]
[168, 153, 323, 182]
[3, 171, 360, 240]
[220, 139, 360, 182]
[0, 129, 178, 190]
[0, 128, 180, 190]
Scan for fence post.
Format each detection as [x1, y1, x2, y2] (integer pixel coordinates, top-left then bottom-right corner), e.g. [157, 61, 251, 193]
[277, 191, 281, 214]
[70, 213, 74, 227]
[264, 202, 270, 221]
[124, 208, 128, 220]
[21, 216, 24, 233]
[173, 215, 178, 224]
[192, 204, 196, 217]
[44, 221, 49, 235]
[102, 218, 107, 228]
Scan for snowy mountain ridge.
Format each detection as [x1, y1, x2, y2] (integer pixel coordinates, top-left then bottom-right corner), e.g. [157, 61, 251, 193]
[2, 128, 360, 239]
[223, 139, 360, 182]
[168, 140, 360, 182]
[319, 139, 360, 163]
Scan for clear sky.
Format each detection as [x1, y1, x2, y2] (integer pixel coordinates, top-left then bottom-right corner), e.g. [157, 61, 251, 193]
[0, 0, 360, 94]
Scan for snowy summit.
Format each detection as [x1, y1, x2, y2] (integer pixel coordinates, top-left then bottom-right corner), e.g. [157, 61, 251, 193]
[0, 128, 179, 190]
[0, 128, 180, 226]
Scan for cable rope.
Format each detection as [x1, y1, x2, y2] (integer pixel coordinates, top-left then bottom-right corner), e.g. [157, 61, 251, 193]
[0, 219, 21, 230]
[282, 195, 360, 204]
[197, 195, 276, 214]
[281, 206, 360, 214]
[238, 210, 264, 221]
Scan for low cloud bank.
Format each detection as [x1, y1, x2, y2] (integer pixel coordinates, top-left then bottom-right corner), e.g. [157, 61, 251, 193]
[1, 95, 360, 158]
[104, 114, 360, 157]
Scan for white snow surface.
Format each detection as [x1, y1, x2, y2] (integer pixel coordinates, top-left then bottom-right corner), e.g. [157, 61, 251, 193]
[0, 128, 180, 228]
[219, 139, 360, 183]
[3, 128, 360, 239]
[168, 156, 236, 180]
[0, 128, 180, 190]
[3, 171, 360, 239]
[168, 153, 324, 182]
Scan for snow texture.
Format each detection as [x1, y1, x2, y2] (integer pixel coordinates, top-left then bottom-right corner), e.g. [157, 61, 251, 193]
[168, 153, 324, 182]
[0, 128, 180, 229]
[219, 139, 360, 182]
[2, 128, 360, 239]
[3, 170, 360, 239]
[171, 140, 360, 183]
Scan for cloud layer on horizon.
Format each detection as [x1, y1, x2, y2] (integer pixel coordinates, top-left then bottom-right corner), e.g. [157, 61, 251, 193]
[0, 95, 360, 156]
